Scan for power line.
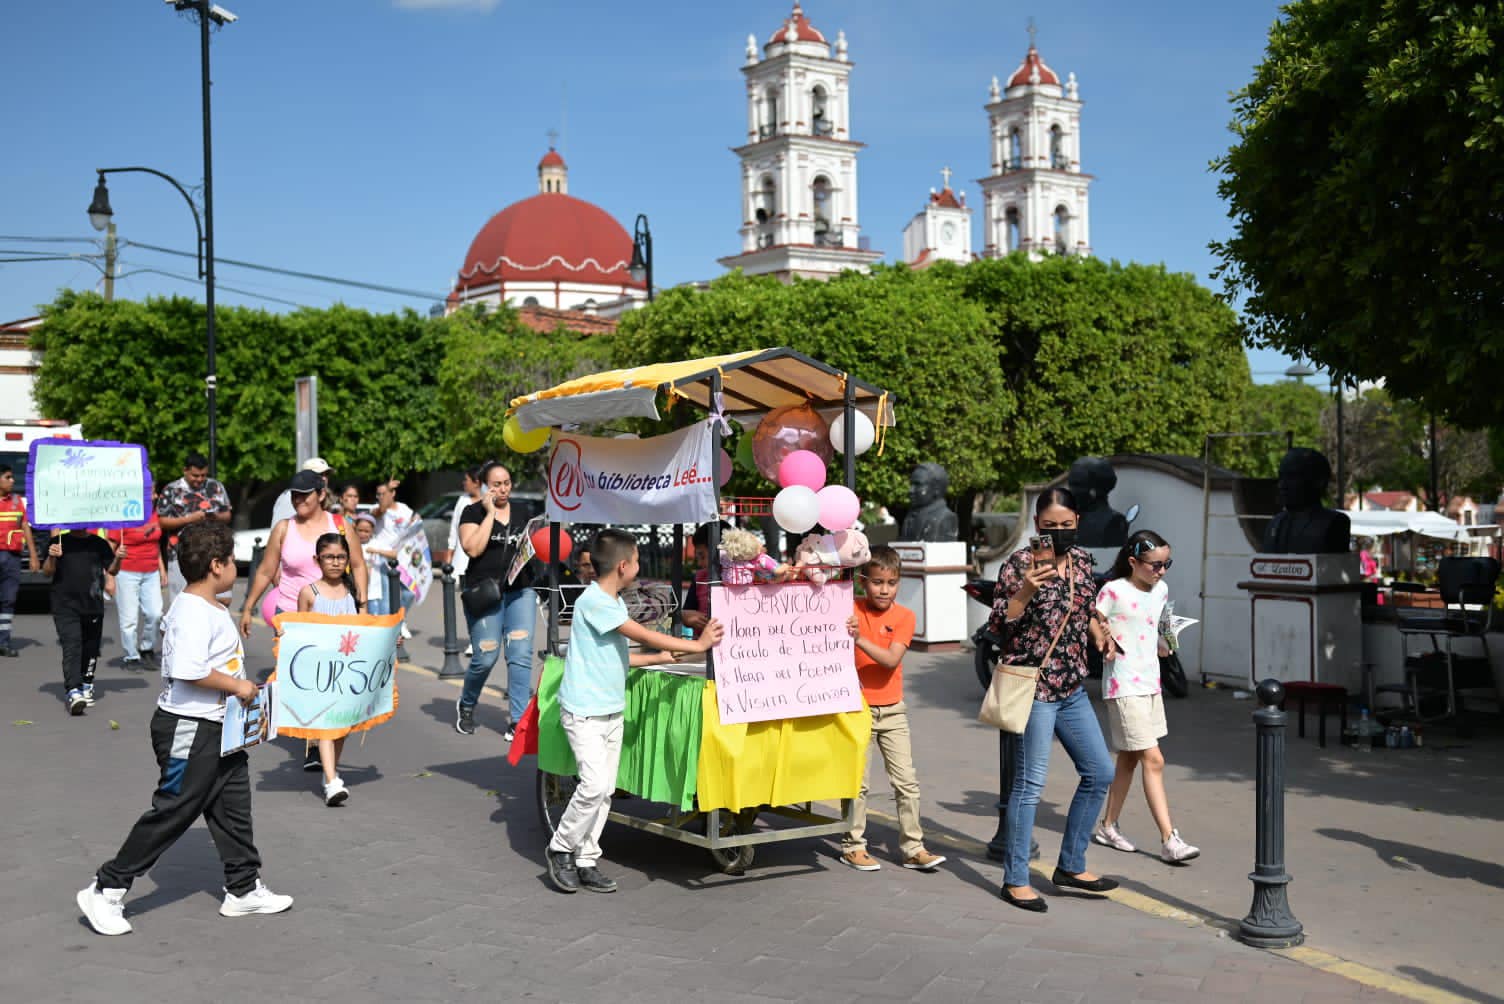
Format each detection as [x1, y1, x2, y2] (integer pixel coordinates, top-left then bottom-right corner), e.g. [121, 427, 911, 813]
[0, 235, 100, 244]
[119, 265, 313, 310]
[123, 239, 447, 302]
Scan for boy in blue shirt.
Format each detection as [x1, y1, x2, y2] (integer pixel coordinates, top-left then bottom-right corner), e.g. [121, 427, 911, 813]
[546, 528, 722, 894]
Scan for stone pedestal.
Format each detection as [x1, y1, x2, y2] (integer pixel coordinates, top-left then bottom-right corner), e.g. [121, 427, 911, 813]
[1238, 553, 1363, 692]
[895, 541, 968, 649]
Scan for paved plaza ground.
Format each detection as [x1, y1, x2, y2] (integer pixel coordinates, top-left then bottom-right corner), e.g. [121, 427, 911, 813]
[3, 587, 1498, 1003]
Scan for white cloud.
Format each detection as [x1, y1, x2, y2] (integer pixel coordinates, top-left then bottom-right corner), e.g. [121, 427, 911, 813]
[392, 0, 500, 11]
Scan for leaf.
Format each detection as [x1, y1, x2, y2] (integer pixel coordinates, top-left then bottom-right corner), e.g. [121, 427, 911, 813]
[109, 720, 120, 730]
[12, 720, 32, 726]
[410, 771, 432, 779]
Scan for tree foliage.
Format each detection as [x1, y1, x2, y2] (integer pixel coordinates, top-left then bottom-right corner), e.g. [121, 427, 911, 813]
[1328, 388, 1500, 504]
[435, 308, 615, 481]
[1224, 380, 1330, 477]
[1212, 0, 1504, 426]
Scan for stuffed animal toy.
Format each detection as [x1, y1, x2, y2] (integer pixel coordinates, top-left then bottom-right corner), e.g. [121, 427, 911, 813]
[720, 528, 790, 585]
[795, 528, 870, 584]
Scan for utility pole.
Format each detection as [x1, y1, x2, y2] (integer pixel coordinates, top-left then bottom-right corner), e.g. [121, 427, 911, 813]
[102, 222, 117, 303]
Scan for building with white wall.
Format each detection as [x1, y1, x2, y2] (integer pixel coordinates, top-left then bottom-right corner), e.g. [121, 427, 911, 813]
[902, 169, 974, 268]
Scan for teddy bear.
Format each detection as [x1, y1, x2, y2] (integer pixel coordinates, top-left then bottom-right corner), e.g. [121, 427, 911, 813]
[719, 528, 791, 586]
[794, 527, 871, 584]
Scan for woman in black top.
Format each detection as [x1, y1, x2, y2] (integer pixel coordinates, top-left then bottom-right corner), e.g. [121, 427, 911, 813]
[454, 462, 537, 739]
[990, 487, 1118, 912]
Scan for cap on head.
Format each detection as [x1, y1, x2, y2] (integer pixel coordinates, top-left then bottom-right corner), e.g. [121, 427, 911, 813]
[289, 470, 324, 494]
[301, 457, 331, 474]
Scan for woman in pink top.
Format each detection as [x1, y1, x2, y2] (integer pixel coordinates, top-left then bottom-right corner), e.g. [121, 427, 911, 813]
[239, 471, 368, 638]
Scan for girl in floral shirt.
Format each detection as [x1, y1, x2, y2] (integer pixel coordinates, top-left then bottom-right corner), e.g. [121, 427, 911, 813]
[990, 487, 1118, 913]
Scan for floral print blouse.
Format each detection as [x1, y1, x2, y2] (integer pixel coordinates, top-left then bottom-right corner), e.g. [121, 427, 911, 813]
[990, 545, 1097, 702]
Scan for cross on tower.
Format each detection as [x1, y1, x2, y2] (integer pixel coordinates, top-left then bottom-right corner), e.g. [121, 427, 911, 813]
[940, 166, 953, 190]
[1027, 16, 1037, 47]
[546, 128, 559, 149]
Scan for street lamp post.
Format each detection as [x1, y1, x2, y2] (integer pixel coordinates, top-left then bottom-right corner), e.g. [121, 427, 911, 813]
[628, 214, 654, 303]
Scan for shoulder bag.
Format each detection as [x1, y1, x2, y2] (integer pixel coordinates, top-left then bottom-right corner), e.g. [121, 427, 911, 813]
[978, 560, 1074, 733]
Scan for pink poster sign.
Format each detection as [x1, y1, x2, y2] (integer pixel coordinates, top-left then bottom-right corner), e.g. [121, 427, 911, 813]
[710, 581, 863, 725]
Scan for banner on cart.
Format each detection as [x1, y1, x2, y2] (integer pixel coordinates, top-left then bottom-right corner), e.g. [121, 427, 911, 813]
[271, 612, 402, 739]
[546, 424, 717, 526]
[710, 581, 862, 725]
[26, 438, 152, 530]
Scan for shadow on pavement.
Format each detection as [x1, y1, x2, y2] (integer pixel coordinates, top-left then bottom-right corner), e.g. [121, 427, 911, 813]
[1315, 827, 1504, 889]
[1394, 966, 1504, 1004]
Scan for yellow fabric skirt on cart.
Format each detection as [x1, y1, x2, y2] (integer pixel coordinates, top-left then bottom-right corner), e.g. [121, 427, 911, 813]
[695, 680, 871, 812]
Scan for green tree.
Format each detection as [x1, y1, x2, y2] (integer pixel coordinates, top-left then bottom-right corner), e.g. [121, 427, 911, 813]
[31, 292, 449, 509]
[612, 267, 1012, 510]
[1212, 0, 1504, 426]
[1225, 380, 1330, 477]
[944, 256, 1253, 484]
[435, 306, 615, 482]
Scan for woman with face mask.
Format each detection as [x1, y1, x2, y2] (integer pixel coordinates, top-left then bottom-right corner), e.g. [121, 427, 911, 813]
[987, 487, 1118, 913]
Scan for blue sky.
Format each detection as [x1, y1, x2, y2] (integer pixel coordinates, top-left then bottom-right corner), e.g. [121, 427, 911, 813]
[1, 0, 1303, 381]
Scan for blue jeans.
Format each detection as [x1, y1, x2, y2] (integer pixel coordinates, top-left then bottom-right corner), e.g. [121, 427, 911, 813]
[365, 582, 412, 618]
[459, 586, 536, 723]
[1003, 686, 1114, 888]
[114, 569, 163, 660]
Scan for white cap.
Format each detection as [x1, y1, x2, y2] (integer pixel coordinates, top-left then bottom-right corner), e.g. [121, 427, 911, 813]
[301, 457, 331, 474]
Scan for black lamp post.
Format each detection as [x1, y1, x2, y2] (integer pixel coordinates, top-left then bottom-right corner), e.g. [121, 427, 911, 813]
[628, 213, 654, 302]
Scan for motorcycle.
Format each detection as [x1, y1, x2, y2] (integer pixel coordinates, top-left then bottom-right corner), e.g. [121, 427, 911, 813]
[962, 576, 1189, 698]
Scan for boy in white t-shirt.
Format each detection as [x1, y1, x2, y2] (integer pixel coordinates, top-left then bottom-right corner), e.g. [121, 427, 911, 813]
[77, 523, 294, 936]
[544, 528, 723, 894]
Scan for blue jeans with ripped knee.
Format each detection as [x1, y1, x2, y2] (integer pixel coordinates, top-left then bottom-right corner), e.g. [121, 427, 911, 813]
[458, 586, 536, 723]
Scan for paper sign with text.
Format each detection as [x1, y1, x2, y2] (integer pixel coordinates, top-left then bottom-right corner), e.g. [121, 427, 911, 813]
[546, 423, 717, 526]
[26, 438, 152, 530]
[710, 581, 862, 725]
[271, 612, 402, 740]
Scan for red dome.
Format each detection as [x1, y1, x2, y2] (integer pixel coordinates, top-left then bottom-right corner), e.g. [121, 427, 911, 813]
[538, 148, 565, 169]
[1007, 45, 1060, 88]
[767, 3, 826, 45]
[456, 193, 644, 291]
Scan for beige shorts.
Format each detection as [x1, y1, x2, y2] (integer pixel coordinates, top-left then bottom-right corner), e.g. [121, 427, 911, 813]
[1106, 693, 1167, 753]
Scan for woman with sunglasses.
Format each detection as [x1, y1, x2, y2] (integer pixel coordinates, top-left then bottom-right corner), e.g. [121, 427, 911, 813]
[990, 487, 1119, 912]
[1090, 530, 1200, 864]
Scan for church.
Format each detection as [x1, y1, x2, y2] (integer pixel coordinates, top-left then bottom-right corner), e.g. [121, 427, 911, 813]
[445, 3, 1093, 320]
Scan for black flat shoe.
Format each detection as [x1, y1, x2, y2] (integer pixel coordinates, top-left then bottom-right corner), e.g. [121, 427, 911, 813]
[1000, 886, 1048, 912]
[1050, 868, 1119, 893]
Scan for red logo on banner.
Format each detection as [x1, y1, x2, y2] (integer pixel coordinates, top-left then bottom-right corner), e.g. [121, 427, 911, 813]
[549, 439, 584, 512]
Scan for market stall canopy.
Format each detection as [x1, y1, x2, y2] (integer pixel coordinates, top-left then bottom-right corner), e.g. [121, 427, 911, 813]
[1344, 509, 1483, 543]
[507, 347, 897, 432]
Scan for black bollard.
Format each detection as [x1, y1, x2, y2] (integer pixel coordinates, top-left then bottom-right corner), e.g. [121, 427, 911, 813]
[386, 557, 408, 663]
[1238, 678, 1305, 948]
[437, 563, 464, 678]
[986, 732, 1039, 863]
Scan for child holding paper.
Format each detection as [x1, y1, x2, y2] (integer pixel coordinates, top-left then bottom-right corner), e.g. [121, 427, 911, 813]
[545, 528, 723, 894]
[840, 546, 946, 873]
[77, 522, 293, 936]
[297, 531, 361, 807]
[44, 527, 119, 715]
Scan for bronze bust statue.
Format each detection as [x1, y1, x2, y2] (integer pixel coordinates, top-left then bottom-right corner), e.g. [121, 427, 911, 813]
[900, 462, 958, 542]
[1261, 448, 1350, 554]
[1066, 456, 1129, 548]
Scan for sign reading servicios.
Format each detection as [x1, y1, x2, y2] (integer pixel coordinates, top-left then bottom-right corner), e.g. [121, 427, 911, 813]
[25, 437, 153, 530]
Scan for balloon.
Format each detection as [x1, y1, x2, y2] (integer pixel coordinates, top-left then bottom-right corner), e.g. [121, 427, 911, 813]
[816, 484, 861, 531]
[503, 416, 550, 454]
[829, 410, 876, 456]
[772, 485, 821, 534]
[752, 403, 833, 483]
[530, 526, 573, 564]
[777, 449, 827, 491]
[717, 448, 734, 487]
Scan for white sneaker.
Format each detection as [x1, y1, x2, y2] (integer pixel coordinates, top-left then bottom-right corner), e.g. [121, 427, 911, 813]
[464, 644, 473, 657]
[1161, 829, 1200, 863]
[219, 880, 294, 917]
[82, 684, 97, 706]
[77, 883, 132, 936]
[400, 624, 413, 640]
[323, 776, 349, 807]
[1092, 820, 1136, 853]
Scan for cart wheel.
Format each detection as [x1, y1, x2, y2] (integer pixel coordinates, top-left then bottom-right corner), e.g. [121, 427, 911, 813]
[536, 769, 578, 835]
[706, 808, 758, 875]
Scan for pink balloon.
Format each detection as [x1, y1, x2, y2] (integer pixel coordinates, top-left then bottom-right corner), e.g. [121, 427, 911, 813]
[751, 403, 833, 483]
[817, 484, 861, 531]
[777, 449, 827, 491]
[717, 448, 734, 487]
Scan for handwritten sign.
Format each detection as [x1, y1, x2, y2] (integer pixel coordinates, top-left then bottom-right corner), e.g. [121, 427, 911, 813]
[26, 438, 152, 530]
[710, 581, 862, 725]
[271, 612, 402, 739]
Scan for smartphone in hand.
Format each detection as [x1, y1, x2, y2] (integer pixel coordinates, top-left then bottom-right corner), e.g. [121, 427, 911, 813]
[1029, 535, 1055, 565]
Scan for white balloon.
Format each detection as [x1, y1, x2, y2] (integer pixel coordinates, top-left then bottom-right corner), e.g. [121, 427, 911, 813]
[829, 410, 876, 456]
[772, 485, 821, 534]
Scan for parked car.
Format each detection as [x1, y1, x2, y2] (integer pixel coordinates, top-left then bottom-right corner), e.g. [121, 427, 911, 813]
[233, 503, 376, 571]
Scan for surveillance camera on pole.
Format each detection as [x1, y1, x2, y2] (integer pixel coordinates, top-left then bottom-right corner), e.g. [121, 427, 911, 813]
[165, 0, 237, 26]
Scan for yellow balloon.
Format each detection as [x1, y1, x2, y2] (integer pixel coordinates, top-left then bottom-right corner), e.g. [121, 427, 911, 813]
[503, 416, 551, 454]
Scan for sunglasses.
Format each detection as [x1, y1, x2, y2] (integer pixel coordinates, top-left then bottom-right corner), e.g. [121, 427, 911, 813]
[1134, 558, 1173, 573]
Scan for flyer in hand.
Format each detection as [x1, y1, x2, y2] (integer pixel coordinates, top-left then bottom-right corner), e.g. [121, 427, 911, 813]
[507, 515, 547, 586]
[221, 682, 277, 756]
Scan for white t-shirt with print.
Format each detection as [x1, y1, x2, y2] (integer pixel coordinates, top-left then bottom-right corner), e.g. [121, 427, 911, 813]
[1094, 577, 1168, 700]
[372, 501, 416, 553]
[157, 592, 247, 722]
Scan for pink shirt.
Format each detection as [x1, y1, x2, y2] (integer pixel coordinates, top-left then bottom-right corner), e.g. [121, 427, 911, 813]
[274, 512, 339, 614]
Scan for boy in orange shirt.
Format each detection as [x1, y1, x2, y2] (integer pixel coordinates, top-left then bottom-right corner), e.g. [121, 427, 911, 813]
[840, 546, 946, 872]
